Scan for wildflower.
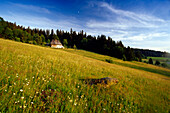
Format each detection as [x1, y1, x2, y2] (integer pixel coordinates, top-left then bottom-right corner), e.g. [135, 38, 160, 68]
[69, 100, 73, 102]
[5, 90, 7, 92]
[20, 89, 23, 92]
[24, 101, 26, 103]
[74, 102, 77, 106]
[31, 102, 33, 104]
[14, 82, 16, 85]
[23, 105, 26, 108]
[21, 96, 24, 99]
[103, 108, 106, 111]
[20, 106, 22, 108]
[81, 95, 84, 98]
[15, 101, 17, 104]
[25, 78, 27, 81]
[13, 93, 16, 95]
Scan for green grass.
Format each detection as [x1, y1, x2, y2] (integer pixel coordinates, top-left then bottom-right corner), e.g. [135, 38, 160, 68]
[143, 57, 170, 68]
[0, 39, 170, 112]
[64, 49, 170, 77]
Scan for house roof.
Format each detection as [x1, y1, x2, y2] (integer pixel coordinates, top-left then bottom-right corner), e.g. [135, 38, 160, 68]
[51, 39, 62, 45]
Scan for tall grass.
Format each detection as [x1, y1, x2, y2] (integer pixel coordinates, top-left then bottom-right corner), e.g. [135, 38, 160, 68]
[64, 49, 170, 77]
[0, 39, 169, 112]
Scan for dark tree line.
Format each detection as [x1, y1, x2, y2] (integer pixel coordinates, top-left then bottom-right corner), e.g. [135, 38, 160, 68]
[133, 48, 169, 58]
[0, 17, 143, 61]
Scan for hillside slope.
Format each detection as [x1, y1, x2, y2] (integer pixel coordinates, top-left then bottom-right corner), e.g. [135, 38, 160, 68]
[0, 39, 169, 112]
[63, 49, 170, 77]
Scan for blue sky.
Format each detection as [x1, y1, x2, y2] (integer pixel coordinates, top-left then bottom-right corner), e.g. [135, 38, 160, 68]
[0, 0, 170, 52]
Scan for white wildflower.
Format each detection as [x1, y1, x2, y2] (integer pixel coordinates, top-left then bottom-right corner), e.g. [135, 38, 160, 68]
[23, 105, 26, 108]
[21, 97, 24, 99]
[20, 89, 23, 92]
[74, 102, 77, 106]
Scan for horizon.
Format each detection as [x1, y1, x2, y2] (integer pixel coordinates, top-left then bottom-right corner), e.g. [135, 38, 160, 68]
[0, 0, 170, 52]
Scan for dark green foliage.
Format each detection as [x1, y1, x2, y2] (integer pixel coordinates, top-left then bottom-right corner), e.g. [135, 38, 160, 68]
[149, 58, 153, 64]
[47, 39, 50, 44]
[63, 39, 68, 48]
[155, 60, 160, 65]
[15, 37, 20, 42]
[33, 40, 37, 45]
[125, 46, 135, 61]
[133, 48, 165, 57]
[105, 59, 113, 63]
[41, 34, 45, 42]
[0, 17, 4, 21]
[0, 17, 143, 61]
[73, 44, 77, 49]
[52, 34, 59, 40]
[122, 55, 127, 61]
[161, 63, 167, 67]
[5, 27, 13, 39]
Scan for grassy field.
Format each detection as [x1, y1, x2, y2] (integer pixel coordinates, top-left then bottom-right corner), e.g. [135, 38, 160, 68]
[0, 38, 170, 112]
[143, 57, 170, 68]
[64, 49, 170, 77]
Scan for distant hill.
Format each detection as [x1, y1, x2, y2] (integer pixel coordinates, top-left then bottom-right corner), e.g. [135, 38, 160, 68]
[132, 48, 169, 57]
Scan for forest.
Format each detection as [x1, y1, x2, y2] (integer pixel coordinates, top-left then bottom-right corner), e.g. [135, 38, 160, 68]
[0, 17, 168, 61]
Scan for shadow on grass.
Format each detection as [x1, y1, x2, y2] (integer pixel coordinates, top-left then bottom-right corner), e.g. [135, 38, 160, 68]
[110, 61, 170, 77]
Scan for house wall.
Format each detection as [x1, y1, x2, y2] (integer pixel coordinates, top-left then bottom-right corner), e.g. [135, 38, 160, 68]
[51, 45, 64, 49]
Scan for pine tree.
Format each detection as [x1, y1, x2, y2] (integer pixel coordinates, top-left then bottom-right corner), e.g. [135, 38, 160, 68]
[149, 58, 153, 64]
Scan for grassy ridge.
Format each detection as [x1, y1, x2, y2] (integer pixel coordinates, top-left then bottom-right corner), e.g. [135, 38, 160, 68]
[0, 39, 170, 112]
[64, 49, 170, 77]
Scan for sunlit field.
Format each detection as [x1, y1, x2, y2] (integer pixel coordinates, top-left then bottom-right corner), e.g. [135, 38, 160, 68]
[0, 39, 169, 112]
[64, 49, 170, 77]
[143, 57, 170, 68]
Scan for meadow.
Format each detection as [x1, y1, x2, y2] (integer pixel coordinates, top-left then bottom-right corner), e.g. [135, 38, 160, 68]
[0, 38, 170, 112]
[64, 49, 170, 77]
[142, 57, 170, 68]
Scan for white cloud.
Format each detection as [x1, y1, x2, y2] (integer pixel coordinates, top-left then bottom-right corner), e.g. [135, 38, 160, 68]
[2, 12, 82, 32]
[84, 2, 170, 52]
[122, 32, 169, 41]
[100, 2, 165, 23]
[10, 3, 51, 14]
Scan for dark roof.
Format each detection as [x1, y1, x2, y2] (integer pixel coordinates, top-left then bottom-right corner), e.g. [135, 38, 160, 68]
[50, 39, 62, 45]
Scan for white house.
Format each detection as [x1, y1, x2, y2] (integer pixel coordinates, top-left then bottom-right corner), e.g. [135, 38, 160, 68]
[50, 39, 64, 49]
